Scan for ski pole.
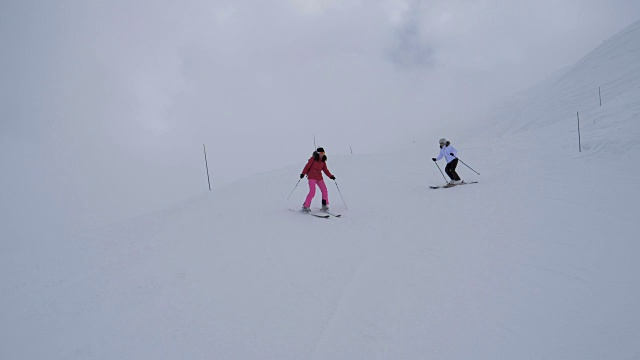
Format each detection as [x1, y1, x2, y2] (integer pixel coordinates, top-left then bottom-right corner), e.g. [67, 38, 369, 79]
[333, 179, 348, 210]
[287, 178, 302, 199]
[455, 157, 480, 175]
[434, 161, 448, 183]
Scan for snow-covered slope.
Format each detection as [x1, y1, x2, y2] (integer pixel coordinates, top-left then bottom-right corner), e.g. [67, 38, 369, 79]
[3, 21, 640, 360]
[479, 19, 640, 151]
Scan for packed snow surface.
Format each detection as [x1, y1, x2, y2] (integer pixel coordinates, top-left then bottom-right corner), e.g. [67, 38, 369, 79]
[3, 20, 640, 360]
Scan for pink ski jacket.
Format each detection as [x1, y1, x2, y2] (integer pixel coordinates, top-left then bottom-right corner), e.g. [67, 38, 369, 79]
[302, 152, 334, 181]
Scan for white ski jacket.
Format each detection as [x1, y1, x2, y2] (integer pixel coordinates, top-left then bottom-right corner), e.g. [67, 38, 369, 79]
[435, 144, 458, 163]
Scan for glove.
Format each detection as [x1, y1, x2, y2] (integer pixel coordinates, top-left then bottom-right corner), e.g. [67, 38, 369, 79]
[450, 153, 455, 157]
[432, 158, 436, 161]
[330, 175, 336, 180]
[300, 174, 304, 179]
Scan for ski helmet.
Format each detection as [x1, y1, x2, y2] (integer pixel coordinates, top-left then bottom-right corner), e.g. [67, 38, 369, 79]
[439, 138, 447, 146]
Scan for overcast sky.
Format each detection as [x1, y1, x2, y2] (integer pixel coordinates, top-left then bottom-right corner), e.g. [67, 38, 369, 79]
[2, 0, 639, 237]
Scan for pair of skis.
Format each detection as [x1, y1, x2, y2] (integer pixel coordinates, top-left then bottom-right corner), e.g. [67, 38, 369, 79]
[291, 208, 341, 218]
[429, 180, 478, 189]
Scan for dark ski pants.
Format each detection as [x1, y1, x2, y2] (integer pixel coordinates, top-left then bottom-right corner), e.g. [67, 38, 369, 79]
[445, 159, 461, 181]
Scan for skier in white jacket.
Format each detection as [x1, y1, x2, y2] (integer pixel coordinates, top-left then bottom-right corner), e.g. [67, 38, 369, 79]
[432, 138, 463, 184]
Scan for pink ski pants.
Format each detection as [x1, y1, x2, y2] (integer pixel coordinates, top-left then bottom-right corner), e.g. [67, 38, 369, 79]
[303, 179, 329, 208]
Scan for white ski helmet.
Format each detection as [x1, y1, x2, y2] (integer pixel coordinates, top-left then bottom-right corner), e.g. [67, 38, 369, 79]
[439, 138, 447, 146]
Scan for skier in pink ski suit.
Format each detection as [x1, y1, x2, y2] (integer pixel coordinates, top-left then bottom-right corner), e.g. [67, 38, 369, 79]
[300, 147, 335, 213]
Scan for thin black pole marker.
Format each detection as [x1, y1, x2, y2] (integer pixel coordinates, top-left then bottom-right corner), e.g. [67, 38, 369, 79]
[577, 111, 582, 152]
[455, 157, 480, 175]
[287, 178, 302, 200]
[599, 87, 602, 106]
[203, 144, 211, 191]
[434, 161, 448, 183]
[350, 145, 353, 155]
[333, 179, 348, 210]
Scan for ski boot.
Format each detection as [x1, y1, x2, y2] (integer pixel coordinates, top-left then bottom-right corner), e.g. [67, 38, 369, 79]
[321, 200, 329, 212]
